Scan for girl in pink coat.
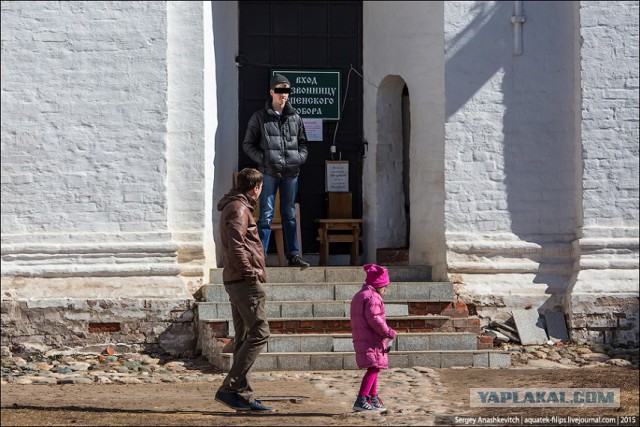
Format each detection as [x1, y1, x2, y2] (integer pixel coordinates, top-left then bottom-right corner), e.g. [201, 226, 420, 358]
[350, 264, 397, 412]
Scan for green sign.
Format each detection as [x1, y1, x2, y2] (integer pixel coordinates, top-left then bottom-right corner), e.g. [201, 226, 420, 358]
[272, 69, 341, 120]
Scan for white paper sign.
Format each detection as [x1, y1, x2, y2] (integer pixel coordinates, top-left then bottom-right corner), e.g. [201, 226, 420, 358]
[303, 118, 323, 141]
[326, 161, 349, 192]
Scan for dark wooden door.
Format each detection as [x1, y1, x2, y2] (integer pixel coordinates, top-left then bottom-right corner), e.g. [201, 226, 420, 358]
[237, 1, 364, 254]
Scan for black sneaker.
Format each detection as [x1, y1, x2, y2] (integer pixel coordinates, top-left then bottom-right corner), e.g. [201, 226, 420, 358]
[248, 399, 275, 412]
[215, 391, 251, 411]
[288, 255, 310, 268]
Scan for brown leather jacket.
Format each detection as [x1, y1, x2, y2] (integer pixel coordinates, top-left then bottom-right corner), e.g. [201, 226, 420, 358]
[217, 189, 266, 285]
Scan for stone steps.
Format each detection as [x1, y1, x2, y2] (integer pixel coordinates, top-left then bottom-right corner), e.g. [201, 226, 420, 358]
[266, 332, 479, 353]
[198, 266, 508, 370]
[209, 265, 433, 284]
[200, 315, 480, 336]
[201, 282, 454, 302]
[210, 350, 511, 371]
[197, 300, 463, 319]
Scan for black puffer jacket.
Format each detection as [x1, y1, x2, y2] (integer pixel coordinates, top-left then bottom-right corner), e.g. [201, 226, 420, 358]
[242, 100, 309, 178]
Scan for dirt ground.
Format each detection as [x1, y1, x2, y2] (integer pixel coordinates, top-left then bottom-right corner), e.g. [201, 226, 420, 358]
[1, 366, 638, 426]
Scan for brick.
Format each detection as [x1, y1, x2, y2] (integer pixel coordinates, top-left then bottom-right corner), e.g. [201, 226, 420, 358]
[478, 335, 493, 344]
[88, 322, 120, 333]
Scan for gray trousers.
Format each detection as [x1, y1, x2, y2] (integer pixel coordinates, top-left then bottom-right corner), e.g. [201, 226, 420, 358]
[217, 281, 270, 403]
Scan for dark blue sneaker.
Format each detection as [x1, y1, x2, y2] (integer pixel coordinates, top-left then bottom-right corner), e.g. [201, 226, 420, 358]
[367, 395, 387, 411]
[353, 396, 377, 412]
[248, 399, 275, 412]
[215, 391, 251, 411]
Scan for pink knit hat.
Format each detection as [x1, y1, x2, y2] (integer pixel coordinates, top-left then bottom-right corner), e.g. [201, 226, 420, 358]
[364, 264, 390, 288]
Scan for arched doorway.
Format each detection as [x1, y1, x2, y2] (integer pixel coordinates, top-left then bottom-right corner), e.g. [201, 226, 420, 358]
[375, 75, 410, 258]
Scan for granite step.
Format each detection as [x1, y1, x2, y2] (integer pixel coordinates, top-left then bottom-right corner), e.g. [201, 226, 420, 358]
[200, 314, 481, 338]
[206, 350, 511, 371]
[201, 281, 454, 303]
[209, 265, 433, 284]
[197, 300, 467, 320]
[263, 332, 479, 353]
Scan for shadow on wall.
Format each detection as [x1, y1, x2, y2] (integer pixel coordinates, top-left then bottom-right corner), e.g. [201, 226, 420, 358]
[445, 1, 578, 300]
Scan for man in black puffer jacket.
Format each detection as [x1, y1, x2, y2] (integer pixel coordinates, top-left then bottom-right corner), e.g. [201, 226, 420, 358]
[242, 73, 310, 268]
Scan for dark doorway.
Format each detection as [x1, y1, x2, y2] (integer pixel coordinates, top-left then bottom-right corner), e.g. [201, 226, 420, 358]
[237, 1, 364, 254]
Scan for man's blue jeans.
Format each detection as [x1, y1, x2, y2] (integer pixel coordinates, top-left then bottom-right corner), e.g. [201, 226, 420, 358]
[257, 174, 300, 259]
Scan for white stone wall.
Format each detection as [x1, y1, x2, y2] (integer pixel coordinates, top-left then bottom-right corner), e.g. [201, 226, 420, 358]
[1, 1, 169, 236]
[362, 1, 447, 278]
[1, 1, 210, 286]
[1, 1, 212, 354]
[580, 1, 639, 231]
[566, 1, 639, 344]
[443, 1, 581, 309]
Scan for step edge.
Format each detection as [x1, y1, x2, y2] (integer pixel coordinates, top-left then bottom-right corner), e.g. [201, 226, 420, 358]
[215, 349, 509, 357]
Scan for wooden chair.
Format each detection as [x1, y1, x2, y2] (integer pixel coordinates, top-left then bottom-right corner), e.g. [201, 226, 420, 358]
[315, 192, 364, 266]
[232, 172, 301, 266]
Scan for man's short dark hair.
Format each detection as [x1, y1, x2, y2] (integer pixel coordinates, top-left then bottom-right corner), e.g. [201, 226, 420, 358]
[236, 168, 263, 193]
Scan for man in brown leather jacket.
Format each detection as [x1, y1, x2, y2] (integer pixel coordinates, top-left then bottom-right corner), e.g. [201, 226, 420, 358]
[214, 168, 273, 412]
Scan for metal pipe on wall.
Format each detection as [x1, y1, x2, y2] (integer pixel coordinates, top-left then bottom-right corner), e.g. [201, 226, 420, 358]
[511, 0, 526, 55]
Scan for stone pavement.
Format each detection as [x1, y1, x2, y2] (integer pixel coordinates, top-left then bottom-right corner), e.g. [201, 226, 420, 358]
[1, 343, 637, 425]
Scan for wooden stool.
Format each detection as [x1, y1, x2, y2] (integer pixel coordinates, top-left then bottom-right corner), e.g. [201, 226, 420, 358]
[315, 218, 364, 265]
[315, 192, 364, 266]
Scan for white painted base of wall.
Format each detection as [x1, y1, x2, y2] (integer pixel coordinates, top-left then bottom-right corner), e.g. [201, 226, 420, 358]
[565, 269, 639, 345]
[1, 276, 195, 300]
[453, 273, 566, 324]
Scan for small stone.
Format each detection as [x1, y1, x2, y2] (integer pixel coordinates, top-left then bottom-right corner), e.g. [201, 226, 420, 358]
[114, 377, 143, 384]
[122, 361, 141, 371]
[582, 353, 610, 363]
[67, 362, 91, 371]
[140, 355, 160, 365]
[12, 357, 27, 367]
[607, 358, 632, 367]
[576, 347, 592, 354]
[32, 377, 58, 384]
[58, 377, 93, 384]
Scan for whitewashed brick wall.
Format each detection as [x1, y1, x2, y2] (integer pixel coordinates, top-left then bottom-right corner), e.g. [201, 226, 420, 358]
[444, 1, 579, 237]
[362, 1, 446, 277]
[565, 1, 639, 345]
[580, 1, 639, 230]
[1, 1, 169, 235]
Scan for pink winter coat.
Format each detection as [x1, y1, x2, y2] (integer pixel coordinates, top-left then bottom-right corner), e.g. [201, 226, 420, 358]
[350, 284, 397, 369]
